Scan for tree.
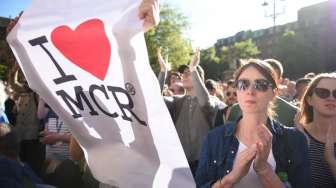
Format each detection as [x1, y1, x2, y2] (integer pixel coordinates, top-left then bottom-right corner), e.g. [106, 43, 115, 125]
[274, 30, 322, 79]
[200, 46, 219, 64]
[145, 4, 192, 73]
[220, 39, 260, 64]
[199, 47, 223, 80]
[200, 39, 259, 80]
[0, 39, 15, 80]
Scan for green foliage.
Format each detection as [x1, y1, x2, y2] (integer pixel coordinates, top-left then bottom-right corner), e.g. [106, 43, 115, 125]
[274, 29, 322, 79]
[0, 40, 14, 80]
[145, 4, 192, 73]
[200, 47, 219, 64]
[200, 47, 223, 80]
[220, 39, 260, 61]
[200, 39, 259, 80]
[0, 64, 7, 80]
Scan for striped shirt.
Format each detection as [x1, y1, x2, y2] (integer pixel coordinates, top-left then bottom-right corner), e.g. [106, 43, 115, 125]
[46, 110, 70, 161]
[305, 129, 336, 188]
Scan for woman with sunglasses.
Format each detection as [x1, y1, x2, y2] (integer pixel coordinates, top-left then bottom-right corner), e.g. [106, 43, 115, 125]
[196, 59, 311, 188]
[297, 73, 336, 188]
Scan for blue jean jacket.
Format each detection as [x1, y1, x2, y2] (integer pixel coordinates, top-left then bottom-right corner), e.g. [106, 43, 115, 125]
[195, 118, 312, 188]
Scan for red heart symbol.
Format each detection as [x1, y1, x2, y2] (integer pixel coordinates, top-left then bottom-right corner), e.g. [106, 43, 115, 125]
[51, 19, 111, 80]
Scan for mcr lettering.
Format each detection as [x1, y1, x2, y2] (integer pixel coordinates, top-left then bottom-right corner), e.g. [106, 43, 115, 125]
[28, 35, 147, 126]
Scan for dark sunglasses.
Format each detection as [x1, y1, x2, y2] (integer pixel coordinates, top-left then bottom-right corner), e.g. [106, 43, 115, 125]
[313, 88, 336, 99]
[226, 91, 237, 97]
[236, 79, 273, 92]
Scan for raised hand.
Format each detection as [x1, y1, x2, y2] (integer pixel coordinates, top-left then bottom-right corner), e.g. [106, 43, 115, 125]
[189, 48, 200, 72]
[157, 48, 170, 72]
[138, 0, 160, 32]
[253, 124, 273, 175]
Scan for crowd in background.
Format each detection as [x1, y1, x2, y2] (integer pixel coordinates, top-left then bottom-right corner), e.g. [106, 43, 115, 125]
[157, 48, 336, 188]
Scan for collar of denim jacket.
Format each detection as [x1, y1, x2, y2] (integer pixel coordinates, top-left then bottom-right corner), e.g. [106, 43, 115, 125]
[224, 116, 284, 137]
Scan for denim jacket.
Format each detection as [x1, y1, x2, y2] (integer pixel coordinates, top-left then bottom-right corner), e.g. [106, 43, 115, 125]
[195, 118, 312, 188]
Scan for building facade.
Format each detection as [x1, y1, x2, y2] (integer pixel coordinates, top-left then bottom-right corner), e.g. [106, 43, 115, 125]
[215, 1, 335, 78]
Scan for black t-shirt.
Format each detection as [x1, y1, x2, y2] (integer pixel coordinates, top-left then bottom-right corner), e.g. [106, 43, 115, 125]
[4, 97, 16, 126]
[304, 129, 336, 188]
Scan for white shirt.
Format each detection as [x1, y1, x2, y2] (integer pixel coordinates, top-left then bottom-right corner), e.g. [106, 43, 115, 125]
[234, 141, 276, 188]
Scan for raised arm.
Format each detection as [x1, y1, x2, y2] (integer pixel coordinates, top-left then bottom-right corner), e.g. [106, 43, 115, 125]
[189, 49, 212, 107]
[157, 48, 170, 91]
[138, 0, 160, 32]
[7, 63, 27, 93]
[189, 49, 218, 126]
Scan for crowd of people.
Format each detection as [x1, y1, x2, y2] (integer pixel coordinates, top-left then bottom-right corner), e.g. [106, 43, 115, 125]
[1, 0, 336, 188]
[157, 48, 336, 188]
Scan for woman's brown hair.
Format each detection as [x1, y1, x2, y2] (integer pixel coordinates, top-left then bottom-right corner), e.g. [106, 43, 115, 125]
[299, 73, 336, 124]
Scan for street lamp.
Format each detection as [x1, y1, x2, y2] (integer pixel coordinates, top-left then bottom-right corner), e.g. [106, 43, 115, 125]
[262, 0, 286, 29]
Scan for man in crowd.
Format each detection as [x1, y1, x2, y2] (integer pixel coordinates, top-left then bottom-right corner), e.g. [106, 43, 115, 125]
[0, 123, 53, 188]
[158, 49, 220, 174]
[292, 77, 311, 107]
[205, 79, 226, 110]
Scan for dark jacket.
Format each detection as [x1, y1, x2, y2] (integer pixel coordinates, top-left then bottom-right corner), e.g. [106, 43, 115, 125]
[195, 118, 312, 188]
[0, 155, 43, 188]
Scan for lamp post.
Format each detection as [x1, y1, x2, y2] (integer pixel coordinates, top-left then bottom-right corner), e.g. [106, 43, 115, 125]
[262, 0, 286, 30]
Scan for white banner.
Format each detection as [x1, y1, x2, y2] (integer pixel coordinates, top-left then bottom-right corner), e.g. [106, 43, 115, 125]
[7, 0, 195, 187]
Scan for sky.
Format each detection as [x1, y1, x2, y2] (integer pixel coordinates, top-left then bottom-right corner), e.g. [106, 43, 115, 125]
[0, 0, 328, 48]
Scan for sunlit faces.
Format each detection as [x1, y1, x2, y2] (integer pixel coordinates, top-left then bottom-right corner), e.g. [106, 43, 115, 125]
[236, 66, 276, 115]
[181, 68, 193, 89]
[225, 86, 237, 106]
[308, 78, 336, 117]
[169, 73, 181, 86]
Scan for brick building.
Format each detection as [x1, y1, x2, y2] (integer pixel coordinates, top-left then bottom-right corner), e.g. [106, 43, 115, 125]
[215, 1, 335, 77]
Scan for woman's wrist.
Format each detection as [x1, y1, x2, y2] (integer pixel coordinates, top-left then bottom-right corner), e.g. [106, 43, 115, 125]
[211, 176, 234, 188]
[160, 67, 167, 73]
[255, 163, 272, 176]
[60, 133, 71, 143]
[221, 175, 234, 188]
[189, 65, 197, 72]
